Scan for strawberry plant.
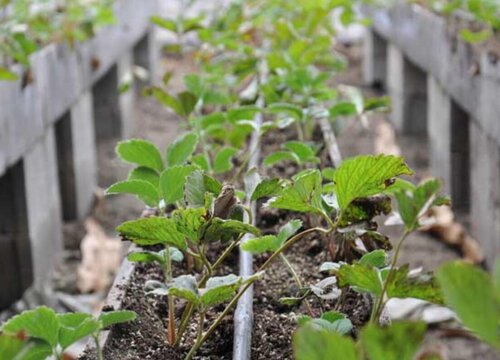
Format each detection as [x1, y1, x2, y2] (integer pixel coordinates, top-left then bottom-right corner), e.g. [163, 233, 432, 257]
[0, 306, 135, 360]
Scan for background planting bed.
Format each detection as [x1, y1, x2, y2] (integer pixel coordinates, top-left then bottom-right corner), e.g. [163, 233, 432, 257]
[362, 1, 500, 266]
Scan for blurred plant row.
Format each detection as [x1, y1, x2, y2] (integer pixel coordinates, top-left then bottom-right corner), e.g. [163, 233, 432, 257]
[0, 0, 115, 80]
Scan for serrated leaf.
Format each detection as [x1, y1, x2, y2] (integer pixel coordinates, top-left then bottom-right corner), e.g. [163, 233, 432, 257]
[387, 265, 443, 304]
[251, 178, 283, 201]
[337, 263, 382, 296]
[360, 322, 427, 360]
[200, 275, 241, 307]
[203, 218, 260, 243]
[128, 167, 160, 188]
[333, 155, 413, 210]
[2, 306, 59, 347]
[172, 207, 207, 245]
[294, 325, 358, 360]
[359, 250, 387, 268]
[117, 217, 187, 250]
[116, 139, 163, 172]
[99, 311, 137, 329]
[437, 261, 500, 348]
[191, 153, 210, 171]
[160, 165, 197, 205]
[106, 180, 159, 207]
[213, 147, 238, 174]
[241, 235, 281, 254]
[57, 313, 100, 349]
[167, 132, 198, 167]
[268, 170, 324, 214]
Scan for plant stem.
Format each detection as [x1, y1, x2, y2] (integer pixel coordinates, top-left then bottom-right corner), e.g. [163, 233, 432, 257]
[93, 335, 104, 360]
[371, 230, 410, 322]
[164, 247, 177, 346]
[279, 253, 314, 317]
[175, 238, 243, 346]
[183, 226, 331, 359]
[185, 311, 206, 360]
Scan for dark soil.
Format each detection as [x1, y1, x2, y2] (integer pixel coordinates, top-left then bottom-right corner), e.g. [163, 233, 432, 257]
[80, 244, 238, 360]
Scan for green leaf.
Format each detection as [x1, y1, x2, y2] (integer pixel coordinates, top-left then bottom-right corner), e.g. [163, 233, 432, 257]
[263, 151, 300, 166]
[166, 132, 198, 167]
[359, 250, 387, 268]
[128, 167, 160, 188]
[436, 261, 500, 347]
[460, 28, 492, 43]
[146, 87, 183, 116]
[268, 170, 324, 214]
[0, 334, 25, 360]
[284, 141, 318, 163]
[172, 208, 207, 245]
[0, 67, 18, 81]
[117, 217, 187, 250]
[251, 178, 284, 201]
[127, 248, 182, 264]
[116, 139, 164, 172]
[204, 218, 260, 243]
[2, 306, 59, 347]
[57, 313, 100, 349]
[333, 155, 413, 210]
[241, 235, 281, 254]
[168, 275, 200, 304]
[106, 180, 159, 207]
[200, 274, 242, 307]
[277, 219, 303, 243]
[150, 16, 177, 32]
[267, 102, 303, 120]
[191, 153, 210, 171]
[244, 167, 261, 200]
[387, 265, 443, 304]
[19, 341, 53, 360]
[394, 179, 450, 232]
[294, 325, 358, 360]
[177, 91, 198, 116]
[337, 263, 382, 296]
[213, 147, 238, 174]
[99, 311, 137, 329]
[329, 102, 357, 117]
[364, 96, 390, 112]
[160, 165, 197, 205]
[360, 322, 427, 360]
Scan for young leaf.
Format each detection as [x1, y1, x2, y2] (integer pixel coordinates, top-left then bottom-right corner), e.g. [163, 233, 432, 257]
[166, 132, 198, 167]
[160, 165, 197, 205]
[329, 102, 357, 118]
[268, 170, 324, 214]
[332, 155, 413, 210]
[146, 87, 183, 116]
[150, 16, 177, 32]
[127, 248, 183, 264]
[267, 102, 303, 120]
[116, 139, 164, 172]
[299, 311, 353, 335]
[251, 178, 284, 201]
[106, 180, 159, 207]
[2, 306, 60, 347]
[360, 322, 427, 360]
[99, 311, 137, 329]
[213, 147, 238, 174]
[128, 167, 160, 188]
[277, 219, 303, 243]
[200, 275, 242, 307]
[57, 313, 100, 350]
[168, 275, 200, 304]
[436, 261, 500, 348]
[203, 218, 259, 243]
[241, 235, 282, 254]
[294, 325, 358, 360]
[0, 67, 18, 81]
[117, 217, 187, 250]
